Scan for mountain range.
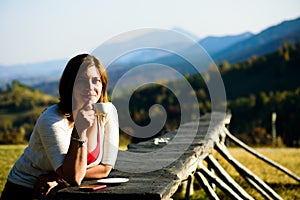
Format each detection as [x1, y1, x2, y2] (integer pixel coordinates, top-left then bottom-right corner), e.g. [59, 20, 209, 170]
[211, 17, 300, 63]
[1, 16, 299, 95]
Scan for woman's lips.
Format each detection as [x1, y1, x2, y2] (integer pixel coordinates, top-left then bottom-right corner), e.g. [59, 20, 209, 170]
[83, 94, 96, 99]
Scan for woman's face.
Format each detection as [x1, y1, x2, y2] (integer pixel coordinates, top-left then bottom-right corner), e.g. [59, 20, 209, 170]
[73, 66, 102, 107]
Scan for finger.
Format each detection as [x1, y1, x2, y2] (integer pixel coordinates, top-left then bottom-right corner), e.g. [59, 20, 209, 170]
[85, 109, 95, 116]
[81, 110, 95, 119]
[80, 110, 95, 124]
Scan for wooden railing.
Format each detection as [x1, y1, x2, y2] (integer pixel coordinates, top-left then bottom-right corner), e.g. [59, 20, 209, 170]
[48, 112, 299, 200]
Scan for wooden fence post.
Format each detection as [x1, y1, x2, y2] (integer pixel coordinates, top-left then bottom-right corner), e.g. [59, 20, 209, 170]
[194, 171, 220, 200]
[205, 155, 254, 200]
[215, 142, 283, 200]
[197, 163, 244, 200]
[224, 128, 300, 183]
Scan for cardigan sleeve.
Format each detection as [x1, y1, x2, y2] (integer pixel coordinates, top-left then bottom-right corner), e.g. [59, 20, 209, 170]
[101, 102, 119, 168]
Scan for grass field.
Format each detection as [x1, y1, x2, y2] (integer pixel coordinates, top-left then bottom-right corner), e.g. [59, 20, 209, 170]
[0, 144, 27, 195]
[175, 147, 300, 200]
[0, 145, 299, 199]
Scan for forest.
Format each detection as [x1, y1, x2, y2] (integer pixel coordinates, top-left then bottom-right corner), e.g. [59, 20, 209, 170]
[0, 41, 299, 146]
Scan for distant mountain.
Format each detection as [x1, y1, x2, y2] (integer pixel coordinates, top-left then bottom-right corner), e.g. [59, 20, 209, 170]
[108, 16, 300, 85]
[171, 28, 254, 55]
[212, 17, 300, 63]
[0, 59, 66, 88]
[152, 32, 254, 74]
[199, 32, 254, 55]
[1, 17, 300, 94]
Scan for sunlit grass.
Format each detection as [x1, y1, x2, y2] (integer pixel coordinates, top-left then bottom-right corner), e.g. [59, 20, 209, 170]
[213, 147, 300, 200]
[174, 147, 300, 200]
[0, 144, 26, 194]
[222, 148, 300, 184]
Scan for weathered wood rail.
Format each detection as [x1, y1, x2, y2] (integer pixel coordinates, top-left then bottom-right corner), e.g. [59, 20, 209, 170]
[48, 112, 299, 200]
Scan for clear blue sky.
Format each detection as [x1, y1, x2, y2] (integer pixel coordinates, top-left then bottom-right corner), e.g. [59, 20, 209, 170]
[0, 0, 299, 65]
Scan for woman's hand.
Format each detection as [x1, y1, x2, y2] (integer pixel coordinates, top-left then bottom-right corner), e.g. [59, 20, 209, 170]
[33, 173, 66, 198]
[74, 101, 95, 138]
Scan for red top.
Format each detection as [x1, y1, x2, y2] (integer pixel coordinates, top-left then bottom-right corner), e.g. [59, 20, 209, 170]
[87, 124, 101, 165]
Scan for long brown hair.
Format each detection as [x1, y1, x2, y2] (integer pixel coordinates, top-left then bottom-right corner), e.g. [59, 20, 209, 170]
[58, 54, 108, 118]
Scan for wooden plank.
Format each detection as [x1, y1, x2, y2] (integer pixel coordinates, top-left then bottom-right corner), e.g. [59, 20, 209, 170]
[50, 170, 180, 200]
[48, 112, 229, 200]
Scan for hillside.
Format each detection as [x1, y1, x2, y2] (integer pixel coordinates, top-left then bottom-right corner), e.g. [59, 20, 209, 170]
[221, 41, 300, 146]
[119, 41, 300, 146]
[220, 41, 300, 99]
[0, 81, 58, 143]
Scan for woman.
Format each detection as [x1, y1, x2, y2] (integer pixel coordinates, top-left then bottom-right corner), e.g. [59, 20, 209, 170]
[1, 54, 119, 199]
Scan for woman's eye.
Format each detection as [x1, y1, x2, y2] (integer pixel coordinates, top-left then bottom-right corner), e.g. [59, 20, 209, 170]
[92, 77, 101, 84]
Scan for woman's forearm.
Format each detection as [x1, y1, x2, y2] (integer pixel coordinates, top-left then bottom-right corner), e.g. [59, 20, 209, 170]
[56, 128, 87, 186]
[84, 164, 112, 179]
